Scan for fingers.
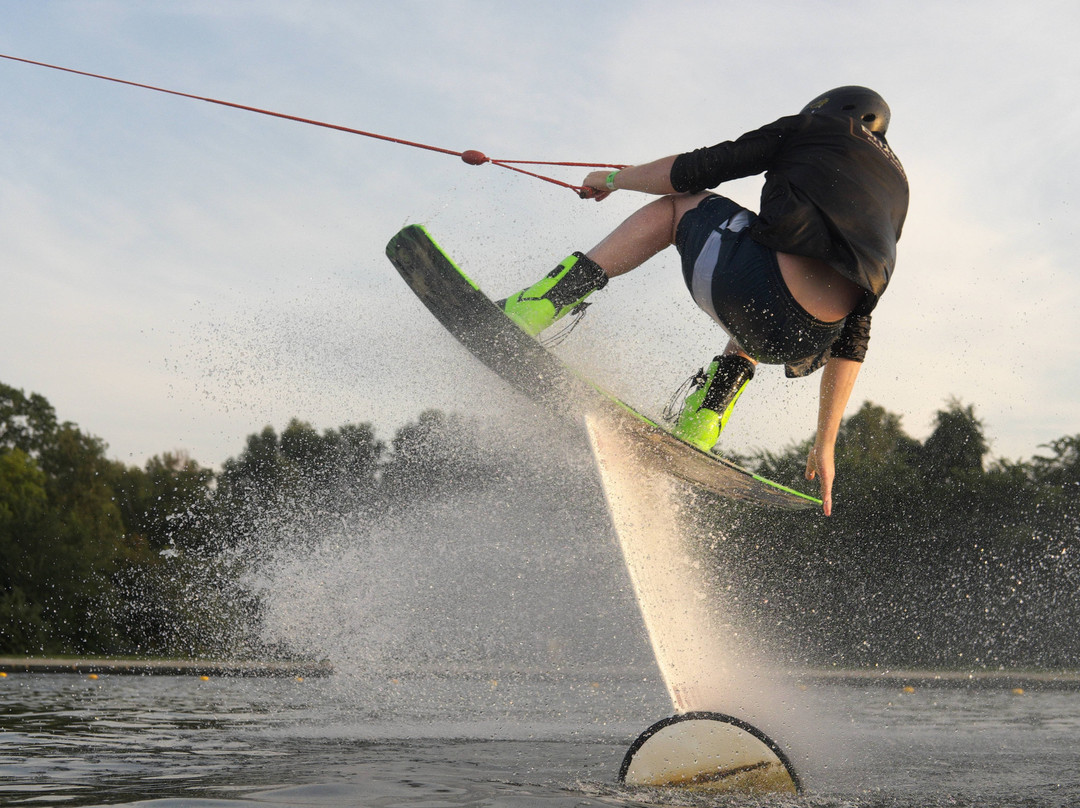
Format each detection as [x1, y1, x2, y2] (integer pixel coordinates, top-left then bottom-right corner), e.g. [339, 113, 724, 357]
[579, 188, 611, 201]
[820, 473, 834, 517]
[805, 446, 833, 516]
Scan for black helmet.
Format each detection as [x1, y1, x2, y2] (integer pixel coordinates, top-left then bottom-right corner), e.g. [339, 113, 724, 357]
[801, 86, 890, 135]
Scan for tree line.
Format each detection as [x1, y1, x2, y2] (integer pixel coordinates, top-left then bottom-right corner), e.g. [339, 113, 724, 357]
[704, 399, 1080, 669]
[3, 379, 1079, 667]
[0, 381, 495, 657]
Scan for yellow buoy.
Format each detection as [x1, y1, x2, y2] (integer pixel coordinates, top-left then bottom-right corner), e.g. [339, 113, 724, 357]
[199, 675, 210, 681]
[1012, 687, 1025, 695]
[87, 673, 99, 680]
[0, 671, 8, 678]
[901, 685, 915, 694]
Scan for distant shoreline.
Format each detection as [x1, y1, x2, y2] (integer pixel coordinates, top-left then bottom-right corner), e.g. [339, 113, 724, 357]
[792, 667, 1080, 690]
[0, 656, 332, 678]
[3, 658, 1080, 689]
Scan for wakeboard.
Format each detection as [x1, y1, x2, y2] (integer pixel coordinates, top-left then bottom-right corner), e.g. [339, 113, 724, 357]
[385, 224, 821, 511]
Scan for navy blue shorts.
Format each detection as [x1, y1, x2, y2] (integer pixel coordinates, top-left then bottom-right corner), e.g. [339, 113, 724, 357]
[674, 194, 843, 365]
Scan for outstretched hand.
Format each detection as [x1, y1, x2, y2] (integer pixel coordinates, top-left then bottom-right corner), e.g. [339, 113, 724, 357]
[580, 170, 614, 201]
[805, 442, 835, 517]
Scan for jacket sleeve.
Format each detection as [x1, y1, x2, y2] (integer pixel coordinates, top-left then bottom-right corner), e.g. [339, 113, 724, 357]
[784, 313, 871, 377]
[670, 118, 794, 194]
[830, 313, 871, 362]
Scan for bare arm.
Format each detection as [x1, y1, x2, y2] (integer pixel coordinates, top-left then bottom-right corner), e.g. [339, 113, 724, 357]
[581, 156, 679, 200]
[805, 356, 861, 516]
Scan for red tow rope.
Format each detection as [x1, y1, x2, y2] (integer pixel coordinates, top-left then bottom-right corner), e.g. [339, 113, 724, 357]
[0, 53, 625, 198]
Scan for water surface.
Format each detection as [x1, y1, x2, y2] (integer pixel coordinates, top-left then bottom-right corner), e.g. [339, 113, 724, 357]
[2, 670, 1079, 807]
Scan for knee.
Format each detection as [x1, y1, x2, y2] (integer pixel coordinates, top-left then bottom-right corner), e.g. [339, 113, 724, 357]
[668, 192, 711, 243]
[635, 194, 680, 245]
[642, 194, 681, 215]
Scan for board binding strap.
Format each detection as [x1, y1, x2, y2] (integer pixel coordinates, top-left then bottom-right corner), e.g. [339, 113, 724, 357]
[619, 712, 802, 794]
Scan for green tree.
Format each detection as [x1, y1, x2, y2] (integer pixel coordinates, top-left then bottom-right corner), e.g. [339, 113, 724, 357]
[215, 418, 386, 543]
[1031, 434, 1080, 489]
[0, 383, 58, 456]
[32, 423, 132, 652]
[111, 452, 216, 553]
[0, 434, 131, 652]
[0, 448, 50, 652]
[0, 383, 163, 654]
[921, 398, 989, 476]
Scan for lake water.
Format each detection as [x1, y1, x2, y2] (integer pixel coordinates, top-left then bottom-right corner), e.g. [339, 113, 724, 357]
[3, 668, 1079, 808]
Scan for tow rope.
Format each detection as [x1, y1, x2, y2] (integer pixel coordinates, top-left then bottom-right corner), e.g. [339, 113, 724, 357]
[0, 53, 625, 198]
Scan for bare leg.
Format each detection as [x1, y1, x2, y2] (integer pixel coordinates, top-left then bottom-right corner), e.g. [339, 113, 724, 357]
[722, 338, 757, 364]
[502, 193, 720, 338]
[582, 192, 756, 367]
[585, 192, 712, 278]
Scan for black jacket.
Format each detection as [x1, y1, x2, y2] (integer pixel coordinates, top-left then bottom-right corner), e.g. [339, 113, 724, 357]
[670, 113, 908, 372]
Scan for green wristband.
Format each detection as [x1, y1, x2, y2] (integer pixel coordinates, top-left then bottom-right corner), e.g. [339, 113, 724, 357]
[605, 171, 619, 191]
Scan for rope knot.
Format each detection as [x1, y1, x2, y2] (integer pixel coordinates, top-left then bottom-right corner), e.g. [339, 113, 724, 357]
[460, 150, 489, 165]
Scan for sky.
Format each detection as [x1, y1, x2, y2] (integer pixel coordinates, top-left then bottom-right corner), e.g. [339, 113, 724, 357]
[2, 0, 1078, 470]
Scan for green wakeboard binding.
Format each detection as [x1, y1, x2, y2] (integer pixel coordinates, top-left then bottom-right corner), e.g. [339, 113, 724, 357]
[672, 354, 755, 452]
[501, 252, 608, 337]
